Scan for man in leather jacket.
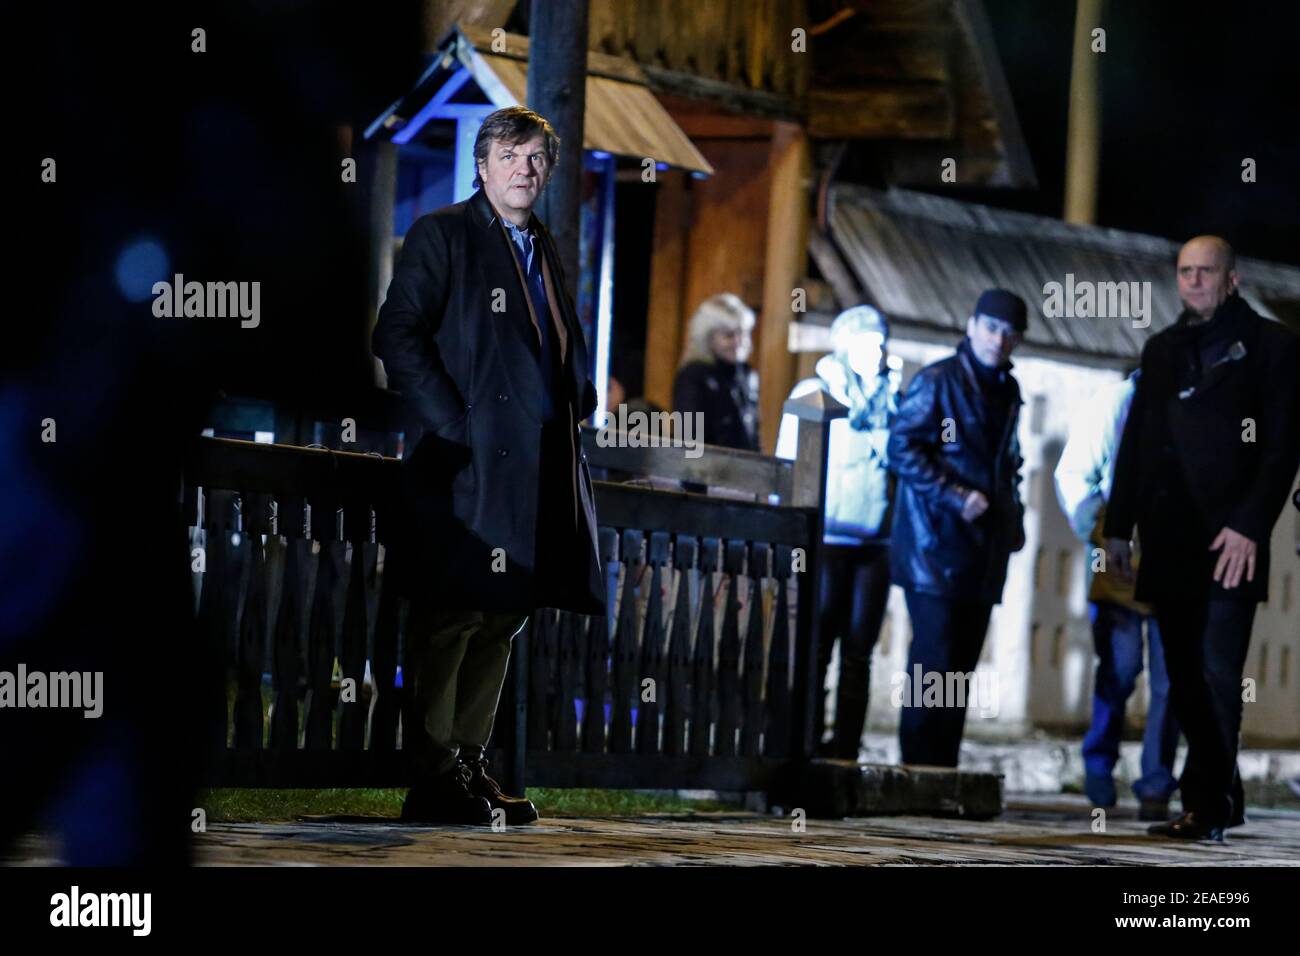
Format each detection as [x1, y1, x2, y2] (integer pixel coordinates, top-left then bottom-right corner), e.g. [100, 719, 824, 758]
[887, 289, 1028, 767]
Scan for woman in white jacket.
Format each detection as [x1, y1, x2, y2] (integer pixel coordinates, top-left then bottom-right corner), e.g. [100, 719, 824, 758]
[776, 306, 900, 758]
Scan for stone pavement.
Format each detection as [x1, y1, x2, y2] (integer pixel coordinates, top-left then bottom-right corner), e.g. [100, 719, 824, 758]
[180, 795, 1300, 866]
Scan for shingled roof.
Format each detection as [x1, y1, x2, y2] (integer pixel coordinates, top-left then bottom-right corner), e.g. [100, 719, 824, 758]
[828, 184, 1300, 366]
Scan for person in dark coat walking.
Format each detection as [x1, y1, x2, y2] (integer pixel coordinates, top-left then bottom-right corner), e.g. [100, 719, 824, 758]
[887, 289, 1028, 767]
[372, 106, 606, 825]
[1105, 235, 1300, 842]
[672, 293, 762, 453]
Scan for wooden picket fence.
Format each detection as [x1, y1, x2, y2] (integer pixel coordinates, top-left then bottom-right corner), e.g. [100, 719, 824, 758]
[183, 394, 840, 795]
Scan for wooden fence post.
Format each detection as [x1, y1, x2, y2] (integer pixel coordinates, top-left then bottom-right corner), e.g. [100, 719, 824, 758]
[782, 388, 846, 759]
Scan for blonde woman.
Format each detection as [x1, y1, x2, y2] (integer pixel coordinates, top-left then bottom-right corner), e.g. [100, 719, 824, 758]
[671, 293, 761, 452]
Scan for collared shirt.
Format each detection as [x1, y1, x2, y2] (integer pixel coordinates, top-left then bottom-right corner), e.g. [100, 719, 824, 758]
[501, 216, 558, 421]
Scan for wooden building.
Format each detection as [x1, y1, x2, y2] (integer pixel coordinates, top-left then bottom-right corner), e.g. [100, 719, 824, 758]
[358, 0, 1035, 450]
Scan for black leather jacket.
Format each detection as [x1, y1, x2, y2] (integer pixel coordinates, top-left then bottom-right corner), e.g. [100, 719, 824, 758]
[887, 340, 1026, 603]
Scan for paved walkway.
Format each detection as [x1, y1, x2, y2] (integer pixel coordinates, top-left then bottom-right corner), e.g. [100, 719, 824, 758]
[187, 795, 1300, 866]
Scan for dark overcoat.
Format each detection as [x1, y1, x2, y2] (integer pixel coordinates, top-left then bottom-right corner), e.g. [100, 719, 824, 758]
[372, 187, 605, 615]
[1104, 294, 1300, 604]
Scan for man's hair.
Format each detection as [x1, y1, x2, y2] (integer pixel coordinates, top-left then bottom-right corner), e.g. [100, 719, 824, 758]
[472, 106, 560, 189]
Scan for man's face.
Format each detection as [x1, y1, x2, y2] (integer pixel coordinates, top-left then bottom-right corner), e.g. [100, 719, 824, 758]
[1177, 238, 1237, 320]
[477, 133, 550, 220]
[966, 313, 1021, 368]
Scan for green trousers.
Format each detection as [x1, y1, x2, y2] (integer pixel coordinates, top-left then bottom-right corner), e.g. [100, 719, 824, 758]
[404, 602, 528, 780]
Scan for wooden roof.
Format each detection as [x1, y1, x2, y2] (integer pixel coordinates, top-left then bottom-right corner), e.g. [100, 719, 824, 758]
[457, 26, 713, 175]
[828, 184, 1300, 365]
[367, 24, 712, 175]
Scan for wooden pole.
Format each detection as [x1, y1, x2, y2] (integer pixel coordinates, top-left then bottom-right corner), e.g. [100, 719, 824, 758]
[758, 121, 811, 453]
[1064, 0, 1103, 225]
[527, 0, 590, 303]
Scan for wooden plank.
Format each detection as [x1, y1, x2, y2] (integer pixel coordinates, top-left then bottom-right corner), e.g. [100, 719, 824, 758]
[634, 532, 670, 753]
[662, 535, 695, 757]
[643, 169, 690, 412]
[739, 542, 768, 757]
[303, 540, 342, 751]
[582, 426, 794, 501]
[232, 534, 268, 750]
[807, 85, 954, 139]
[664, 107, 775, 140]
[714, 540, 746, 757]
[336, 541, 374, 752]
[367, 564, 401, 752]
[527, 612, 556, 751]
[608, 530, 643, 754]
[581, 529, 617, 753]
[812, 25, 952, 84]
[553, 611, 584, 751]
[185, 437, 401, 507]
[592, 481, 813, 548]
[269, 538, 306, 751]
[642, 65, 801, 122]
[765, 544, 794, 759]
[757, 121, 810, 453]
[807, 228, 865, 310]
[689, 538, 719, 756]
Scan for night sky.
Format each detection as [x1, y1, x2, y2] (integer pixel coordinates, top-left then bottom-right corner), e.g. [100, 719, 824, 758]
[940, 0, 1299, 267]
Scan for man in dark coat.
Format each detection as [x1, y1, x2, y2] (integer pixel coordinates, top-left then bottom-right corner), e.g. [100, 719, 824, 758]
[887, 289, 1028, 767]
[372, 106, 605, 825]
[1105, 235, 1300, 842]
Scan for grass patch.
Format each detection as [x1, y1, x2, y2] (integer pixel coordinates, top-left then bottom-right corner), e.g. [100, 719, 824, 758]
[197, 787, 745, 822]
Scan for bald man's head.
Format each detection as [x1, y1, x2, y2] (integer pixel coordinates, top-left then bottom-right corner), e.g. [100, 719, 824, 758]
[1177, 235, 1238, 321]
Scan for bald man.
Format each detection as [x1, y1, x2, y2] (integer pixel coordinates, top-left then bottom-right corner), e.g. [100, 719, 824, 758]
[1104, 236, 1300, 842]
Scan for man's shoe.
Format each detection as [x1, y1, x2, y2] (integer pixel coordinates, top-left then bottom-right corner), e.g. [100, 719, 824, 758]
[1147, 812, 1224, 843]
[1085, 773, 1117, 808]
[400, 766, 493, 825]
[459, 754, 540, 825]
[1138, 799, 1170, 822]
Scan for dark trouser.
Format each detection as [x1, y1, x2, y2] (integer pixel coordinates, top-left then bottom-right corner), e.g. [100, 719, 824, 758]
[1082, 601, 1180, 800]
[814, 543, 891, 759]
[1154, 597, 1257, 828]
[899, 590, 994, 767]
[403, 603, 528, 781]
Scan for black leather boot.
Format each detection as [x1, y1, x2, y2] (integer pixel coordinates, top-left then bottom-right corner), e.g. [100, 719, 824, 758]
[401, 765, 493, 825]
[1147, 812, 1224, 842]
[459, 753, 540, 825]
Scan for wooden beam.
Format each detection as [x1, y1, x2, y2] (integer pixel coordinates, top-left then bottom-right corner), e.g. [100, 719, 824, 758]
[807, 85, 953, 139]
[1063, 0, 1102, 223]
[527, 0, 591, 302]
[953, 0, 1037, 190]
[643, 170, 691, 411]
[641, 65, 802, 122]
[806, 228, 864, 309]
[459, 22, 650, 85]
[757, 121, 811, 454]
[812, 25, 952, 85]
[654, 91, 777, 139]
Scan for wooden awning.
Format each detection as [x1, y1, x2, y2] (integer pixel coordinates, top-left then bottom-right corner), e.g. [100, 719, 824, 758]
[369, 24, 713, 176]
